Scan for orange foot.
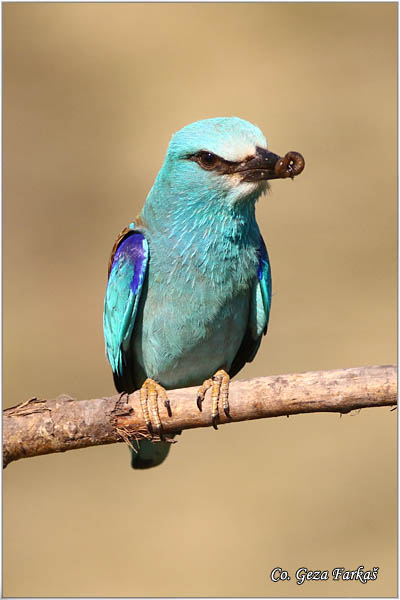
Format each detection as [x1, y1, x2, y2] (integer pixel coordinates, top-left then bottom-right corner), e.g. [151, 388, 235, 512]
[139, 378, 172, 441]
[196, 369, 230, 430]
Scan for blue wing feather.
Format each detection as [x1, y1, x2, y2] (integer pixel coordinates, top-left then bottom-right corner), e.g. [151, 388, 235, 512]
[103, 229, 149, 382]
[229, 235, 271, 377]
[257, 235, 272, 335]
[104, 229, 170, 468]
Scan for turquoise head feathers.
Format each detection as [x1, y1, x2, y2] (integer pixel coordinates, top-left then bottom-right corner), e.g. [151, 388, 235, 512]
[166, 117, 267, 162]
[142, 117, 304, 234]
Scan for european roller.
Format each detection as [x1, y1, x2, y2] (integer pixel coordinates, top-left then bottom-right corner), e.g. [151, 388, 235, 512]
[103, 117, 304, 469]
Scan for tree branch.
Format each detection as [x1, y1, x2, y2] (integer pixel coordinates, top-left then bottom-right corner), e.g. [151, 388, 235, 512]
[3, 365, 396, 468]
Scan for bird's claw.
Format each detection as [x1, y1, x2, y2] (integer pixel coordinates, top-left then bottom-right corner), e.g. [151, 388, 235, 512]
[164, 398, 172, 418]
[139, 378, 171, 441]
[196, 393, 205, 412]
[196, 369, 230, 430]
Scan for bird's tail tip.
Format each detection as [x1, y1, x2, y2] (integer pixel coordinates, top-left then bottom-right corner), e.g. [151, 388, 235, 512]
[130, 438, 172, 469]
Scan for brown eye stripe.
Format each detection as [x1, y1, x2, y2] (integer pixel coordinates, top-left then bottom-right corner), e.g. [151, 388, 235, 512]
[188, 151, 240, 174]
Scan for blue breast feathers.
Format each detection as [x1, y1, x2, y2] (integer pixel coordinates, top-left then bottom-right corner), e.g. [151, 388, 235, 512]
[103, 230, 149, 378]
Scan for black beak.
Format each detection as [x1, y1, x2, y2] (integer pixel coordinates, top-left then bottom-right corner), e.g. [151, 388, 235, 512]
[234, 147, 305, 182]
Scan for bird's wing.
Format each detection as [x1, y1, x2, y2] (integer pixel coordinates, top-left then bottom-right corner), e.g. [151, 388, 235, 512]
[103, 225, 149, 383]
[229, 236, 272, 378]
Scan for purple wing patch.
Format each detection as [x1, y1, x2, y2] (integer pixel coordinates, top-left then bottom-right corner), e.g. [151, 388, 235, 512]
[112, 233, 147, 293]
[104, 229, 149, 377]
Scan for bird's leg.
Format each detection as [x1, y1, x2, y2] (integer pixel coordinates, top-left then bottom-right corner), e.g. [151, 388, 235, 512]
[211, 370, 230, 429]
[196, 369, 230, 430]
[139, 378, 171, 441]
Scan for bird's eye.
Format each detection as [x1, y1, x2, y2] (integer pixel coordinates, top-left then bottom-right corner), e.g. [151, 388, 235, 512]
[196, 151, 219, 170]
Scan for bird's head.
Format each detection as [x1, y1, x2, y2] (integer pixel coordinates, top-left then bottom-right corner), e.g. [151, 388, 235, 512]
[143, 117, 304, 230]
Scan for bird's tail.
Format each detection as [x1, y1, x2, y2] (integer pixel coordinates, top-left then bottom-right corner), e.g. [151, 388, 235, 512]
[130, 439, 171, 469]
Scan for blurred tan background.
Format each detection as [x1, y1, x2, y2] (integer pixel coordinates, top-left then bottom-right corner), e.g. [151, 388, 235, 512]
[3, 3, 397, 598]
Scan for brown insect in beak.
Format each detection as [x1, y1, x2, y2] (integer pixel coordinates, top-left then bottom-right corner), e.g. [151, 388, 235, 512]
[274, 151, 305, 180]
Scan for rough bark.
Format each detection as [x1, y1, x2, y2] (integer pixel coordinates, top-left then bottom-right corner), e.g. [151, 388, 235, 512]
[3, 365, 397, 468]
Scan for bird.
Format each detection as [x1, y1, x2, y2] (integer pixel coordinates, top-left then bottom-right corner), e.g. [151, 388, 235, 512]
[103, 117, 304, 469]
